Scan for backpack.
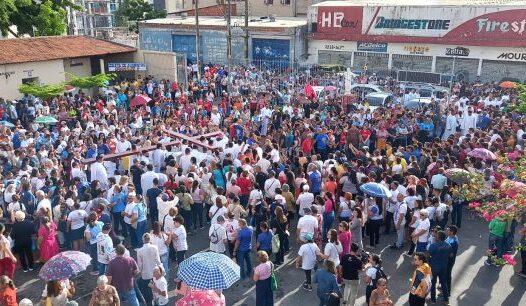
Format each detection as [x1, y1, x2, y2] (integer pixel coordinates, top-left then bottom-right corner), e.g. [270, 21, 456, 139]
[209, 224, 221, 244]
[271, 233, 280, 254]
[371, 266, 388, 289]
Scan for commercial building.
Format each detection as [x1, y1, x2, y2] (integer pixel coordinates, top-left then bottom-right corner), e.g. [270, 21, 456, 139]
[307, 0, 526, 83]
[0, 36, 136, 99]
[138, 16, 307, 67]
[69, 0, 119, 37]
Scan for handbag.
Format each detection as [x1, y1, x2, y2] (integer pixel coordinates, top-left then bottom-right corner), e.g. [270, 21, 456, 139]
[327, 292, 340, 306]
[270, 263, 278, 291]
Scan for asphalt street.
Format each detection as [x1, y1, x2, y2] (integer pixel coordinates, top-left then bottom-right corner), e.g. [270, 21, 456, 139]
[15, 213, 526, 306]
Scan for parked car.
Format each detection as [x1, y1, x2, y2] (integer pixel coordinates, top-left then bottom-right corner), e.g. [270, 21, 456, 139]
[350, 84, 385, 99]
[404, 97, 433, 110]
[365, 92, 394, 111]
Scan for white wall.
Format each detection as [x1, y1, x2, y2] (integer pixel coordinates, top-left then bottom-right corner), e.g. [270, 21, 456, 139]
[63, 57, 92, 81]
[0, 59, 65, 100]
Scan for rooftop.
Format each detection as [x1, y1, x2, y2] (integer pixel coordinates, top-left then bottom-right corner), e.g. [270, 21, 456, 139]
[0, 35, 136, 65]
[313, 0, 526, 6]
[140, 16, 307, 29]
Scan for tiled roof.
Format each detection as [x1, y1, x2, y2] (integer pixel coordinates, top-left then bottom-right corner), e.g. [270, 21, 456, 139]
[0, 35, 136, 65]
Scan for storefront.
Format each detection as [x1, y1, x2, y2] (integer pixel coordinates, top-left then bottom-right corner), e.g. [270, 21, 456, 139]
[308, 1, 526, 83]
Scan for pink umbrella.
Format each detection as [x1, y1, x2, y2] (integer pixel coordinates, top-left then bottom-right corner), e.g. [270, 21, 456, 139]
[304, 84, 316, 100]
[467, 148, 497, 161]
[130, 95, 151, 107]
[500, 179, 525, 198]
[325, 85, 337, 91]
[175, 290, 225, 306]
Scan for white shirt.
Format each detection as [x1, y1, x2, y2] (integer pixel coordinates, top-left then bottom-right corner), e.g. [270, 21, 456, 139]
[90, 162, 108, 187]
[152, 276, 169, 305]
[151, 232, 169, 256]
[298, 242, 319, 270]
[324, 242, 343, 266]
[225, 219, 239, 241]
[256, 159, 271, 174]
[141, 171, 159, 196]
[157, 197, 178, 224]
[296, 192, 315, 216]
[297, 215, 318, 237]
[394, 201, 408, 226]
[67, 210, 87, 230]
[96, 232, 113, 264]
[264, 178, 280, 198]
[209, 206, 228, 224]
[180, 154, 192, 174]
[209, 223, 227, 253]
[124, 202, 135, 224]
[137, 243, 161, 279]
[116, 140, 131, 153]
[172, 225, 188, 251]
[416, 218, 430, 243]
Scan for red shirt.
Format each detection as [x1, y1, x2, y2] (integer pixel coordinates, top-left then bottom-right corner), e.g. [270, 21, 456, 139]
[302, 138, 313, 153]
[360, 129, 371, 142]
[0, 287, 17, 306]
[237, 176, 253, 195]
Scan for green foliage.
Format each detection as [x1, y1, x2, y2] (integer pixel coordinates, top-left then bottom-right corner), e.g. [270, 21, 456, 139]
[66, 73, 117, 89]
[1, 0, 78, 37]
[18, 82, 65, 99]
[514, 84, 526, 115]
[114, 0, 167, 31]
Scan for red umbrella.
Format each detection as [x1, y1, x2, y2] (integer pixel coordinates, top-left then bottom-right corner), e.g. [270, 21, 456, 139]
[467, 148, 497, 161]
[130, 95, 151, 107]
[499, 81, 517, 89]
[500, 179, 525, 198]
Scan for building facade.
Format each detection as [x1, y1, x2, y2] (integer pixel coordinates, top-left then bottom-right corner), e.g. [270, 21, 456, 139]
[307, 1, 526, 83]
[138, 16, 307, 67]
[70, 0, 119, 37]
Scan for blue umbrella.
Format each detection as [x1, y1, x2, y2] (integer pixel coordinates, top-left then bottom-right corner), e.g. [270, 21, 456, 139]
[177, 252, 240, 290]
[0, 121, 14, 128]
[360, 182, 392, 198]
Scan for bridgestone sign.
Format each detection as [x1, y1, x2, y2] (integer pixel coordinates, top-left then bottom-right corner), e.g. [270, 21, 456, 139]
[497, 52, 526, 61]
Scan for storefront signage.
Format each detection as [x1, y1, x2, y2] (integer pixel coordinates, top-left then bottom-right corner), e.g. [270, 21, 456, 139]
[317, 7, 363, 34]
[404, 46, 430, 55]
[357, 42, 388, 52]
[375, 17, 450, 30]
[497, 52, 526, 61]
[477, 18, 526, 35]
[108, 63, 147, 71]
[445, 47, 470, 57]
[323, 44, 346, 51]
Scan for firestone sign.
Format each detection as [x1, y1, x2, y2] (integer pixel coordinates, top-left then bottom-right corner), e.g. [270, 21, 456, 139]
[476, 18, 526, 35]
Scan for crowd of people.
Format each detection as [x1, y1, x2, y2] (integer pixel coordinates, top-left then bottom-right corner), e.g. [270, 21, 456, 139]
[0, 62, 524, 306]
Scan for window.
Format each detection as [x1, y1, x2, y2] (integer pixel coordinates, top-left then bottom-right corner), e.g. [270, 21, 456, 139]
[281, 0, 290, 4]
[22, 77, 39, 85]
[265, 0, 273, 4]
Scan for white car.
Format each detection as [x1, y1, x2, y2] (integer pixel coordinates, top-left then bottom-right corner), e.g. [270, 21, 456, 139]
[350, 84, 385, 99]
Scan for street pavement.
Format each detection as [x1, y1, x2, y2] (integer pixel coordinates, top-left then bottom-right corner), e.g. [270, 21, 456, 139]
[16, 213, 526, 305]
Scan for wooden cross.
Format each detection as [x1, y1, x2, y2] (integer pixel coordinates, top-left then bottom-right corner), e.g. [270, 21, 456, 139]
[80, 129, 224, 164]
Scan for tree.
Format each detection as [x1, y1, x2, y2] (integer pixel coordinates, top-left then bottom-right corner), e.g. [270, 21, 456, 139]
[66, 73, 117, 89]
[1, 0, 79, 37]
[514, 84, 526, 115]
[114, 0, 167, 32]
[18, 82, 66, 99]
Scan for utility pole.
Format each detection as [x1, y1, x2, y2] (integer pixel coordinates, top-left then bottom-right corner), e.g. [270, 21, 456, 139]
[227, 0, 232, 72]
[195, 0, 201, 79]
[244, 0, 249, 66]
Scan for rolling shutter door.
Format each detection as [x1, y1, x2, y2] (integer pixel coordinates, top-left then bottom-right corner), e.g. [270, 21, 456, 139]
[480, 60, 526, 83]
[435, 57, 479, 83]
[392, 54, 432, 72]
[318, 51, 352, 66]
[353, 52, 389, 74]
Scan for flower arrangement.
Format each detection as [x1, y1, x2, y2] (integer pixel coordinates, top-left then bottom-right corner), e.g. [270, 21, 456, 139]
[460, 172, 486, 202]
